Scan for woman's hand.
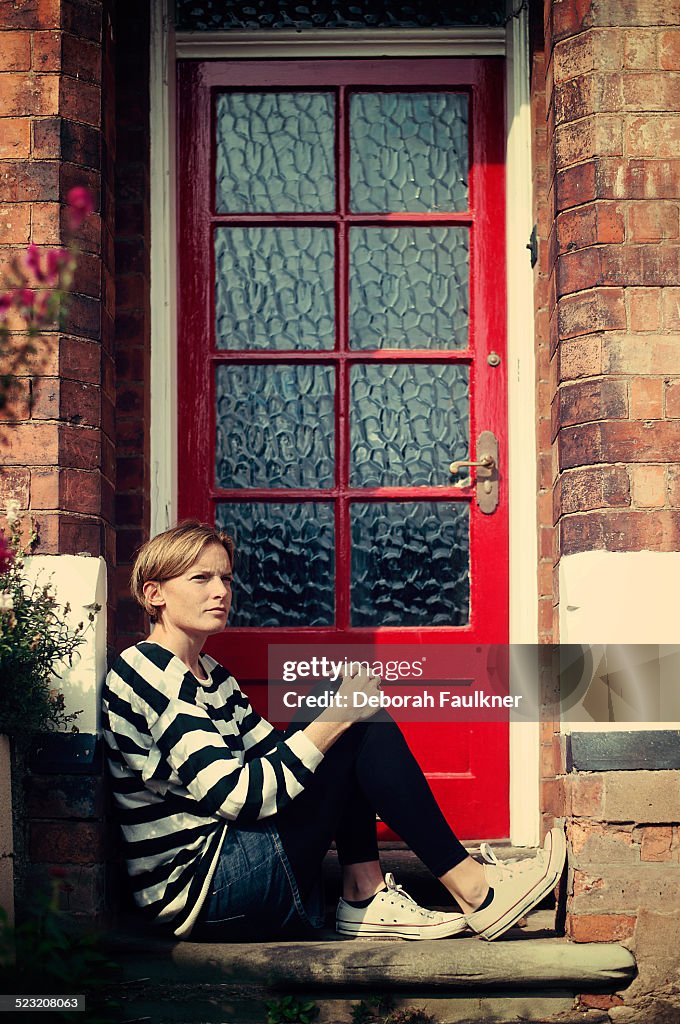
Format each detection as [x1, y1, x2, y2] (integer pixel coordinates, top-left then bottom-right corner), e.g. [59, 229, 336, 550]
[302, 663, 383, 754]
[336, 661, 383, 722]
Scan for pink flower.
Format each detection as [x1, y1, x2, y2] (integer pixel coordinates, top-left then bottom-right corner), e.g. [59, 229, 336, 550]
[15, 287, 34, 312]
[46, 247, 72, 283]
[0, 532, 14, 576]
[24, 243, 45, 283]
[66, 186, 95, 230]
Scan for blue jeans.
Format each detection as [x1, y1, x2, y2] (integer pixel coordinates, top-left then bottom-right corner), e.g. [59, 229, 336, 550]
[193, 820, 325, 941]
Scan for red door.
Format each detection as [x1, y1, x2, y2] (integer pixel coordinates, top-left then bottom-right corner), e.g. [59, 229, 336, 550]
[177, 58, 509, 839]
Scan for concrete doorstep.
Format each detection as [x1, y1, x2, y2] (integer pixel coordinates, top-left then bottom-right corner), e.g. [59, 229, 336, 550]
[103, 848, 636, 1024]
[105, 910, 636, 1024]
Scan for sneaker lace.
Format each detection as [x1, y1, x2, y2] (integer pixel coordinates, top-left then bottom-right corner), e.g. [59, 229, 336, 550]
[479, 843, 544, 880]
[384, 873, 436, 919]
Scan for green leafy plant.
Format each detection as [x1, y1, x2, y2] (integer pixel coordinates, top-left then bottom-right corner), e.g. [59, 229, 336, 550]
[265, 995, 320, 1024]
[0, 507, 99, 735]
[0, 872, 121, 1023]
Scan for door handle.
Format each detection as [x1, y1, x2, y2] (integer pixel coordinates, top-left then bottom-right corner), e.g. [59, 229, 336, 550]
[449, 430, 499, 514]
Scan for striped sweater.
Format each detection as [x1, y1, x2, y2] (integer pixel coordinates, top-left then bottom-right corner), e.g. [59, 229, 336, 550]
[102, 641, 324, 937]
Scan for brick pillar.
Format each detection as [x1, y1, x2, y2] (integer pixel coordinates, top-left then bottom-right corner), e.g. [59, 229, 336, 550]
[113, 0, 151, 650]
[0, 0, 115, 920]
[0, 0, 116, 564]
[546, 0, 680, 563]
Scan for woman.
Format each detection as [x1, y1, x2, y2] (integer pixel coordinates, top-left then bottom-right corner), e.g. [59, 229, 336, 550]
[103, 521, 565, 942]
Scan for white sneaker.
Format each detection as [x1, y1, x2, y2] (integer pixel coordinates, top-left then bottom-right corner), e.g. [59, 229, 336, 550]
[466, 827, 567, 941]
[336, 873, 468, 940]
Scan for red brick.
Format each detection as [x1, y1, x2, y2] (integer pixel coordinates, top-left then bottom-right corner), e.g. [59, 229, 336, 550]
[627, 288, 661, 331]
[61, 0, 102, 43]
[31, 116, 60, 158]
[541, 777, 566, 817]
[627, 115, 680, 160]
[630, 377, 663, 418]
[30, 374, 59, 418]
[558, 334, 603, 380]
[551, 0, 594, 43]
[567, 913, 636, 943]
[0, 201, 30, 243]
[555, 160, 596, 212]
[0, 466, 30, 505]
[0, 30, 31, 70]
[593, 0, 680, 26]
[601, 420, 680, 461]
[553, 30, 594, 83]
[561, 509, 680, 553]
[638, 825, 674, 862]
[0, 116, 31, 158]
[0, 420, 58, 464]
[667, 465, 680, 506]
[58, 513, 102, 555]
[660, 30, 680, 70]
[661, 288, 680, 331]
[640, 245, 680, 287]
[557, 288, 625, 340]
[579, 995, 624, 1010]
[0, 0, 60, 30]
[0, 71, 58, 116]
[30, 201, 60, 243]
[596, 158, 680, 199]
[623, 72, 680, 112]
[631, 465, 666, 508]
[58, 424, 101, 470]
[62, 33, 101, 84]
[570, 775, 604, 818]
[603, 333, 680, 374]
[30, 466, 59, 508]
[665, 380, 680, 418]
[0, 159, 59, 202]
[556, 465, 630, 516]
[623, 28, 657, 69]
[31, 29, 62, 71]
[628, 202, 680, 242]
[30, 820, 104, 864]
[557, 378, 628, 428]
[58, 74, 101, 128]
[60, 379, 101, 427]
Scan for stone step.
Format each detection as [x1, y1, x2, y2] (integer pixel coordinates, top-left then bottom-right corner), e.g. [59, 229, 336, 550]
[106, 910, 636, 1024]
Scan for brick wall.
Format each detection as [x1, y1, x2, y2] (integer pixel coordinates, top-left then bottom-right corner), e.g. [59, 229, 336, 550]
[112, 0, 151, 650]
[567, 767, 680, 1020]
[0, 0, 116, 572]
[544, 0, 680, 568]
[537, 6, 680, 1018]
[0, 0, 115, 921]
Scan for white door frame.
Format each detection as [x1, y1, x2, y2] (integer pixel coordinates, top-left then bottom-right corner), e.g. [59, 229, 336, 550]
[149, 1, 540, 846]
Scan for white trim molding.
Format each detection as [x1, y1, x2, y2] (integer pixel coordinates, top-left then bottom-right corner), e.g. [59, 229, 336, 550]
[505, 0, 540, 846]
[176, 28, 506, 59]
[150, 0, 178, 537]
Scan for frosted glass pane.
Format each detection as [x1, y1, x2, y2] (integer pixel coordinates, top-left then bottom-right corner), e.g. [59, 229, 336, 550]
[215, 228, 335, 350]
[350, 227, 469, 349]
[216, 364, 335, 488]
[350, 93, 468, 213]
[178, 0, 506, 31]
[350, 364, 469, 487]
[216, 92, 335, 212]
[351, 502, 469, 626]
[216, 503, 335, 626]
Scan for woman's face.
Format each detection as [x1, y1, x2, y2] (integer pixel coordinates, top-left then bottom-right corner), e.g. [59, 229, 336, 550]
[147, 542, 233, 638]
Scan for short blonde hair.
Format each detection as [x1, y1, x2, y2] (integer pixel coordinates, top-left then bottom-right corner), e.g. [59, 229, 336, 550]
[130, 520, 235, 622]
